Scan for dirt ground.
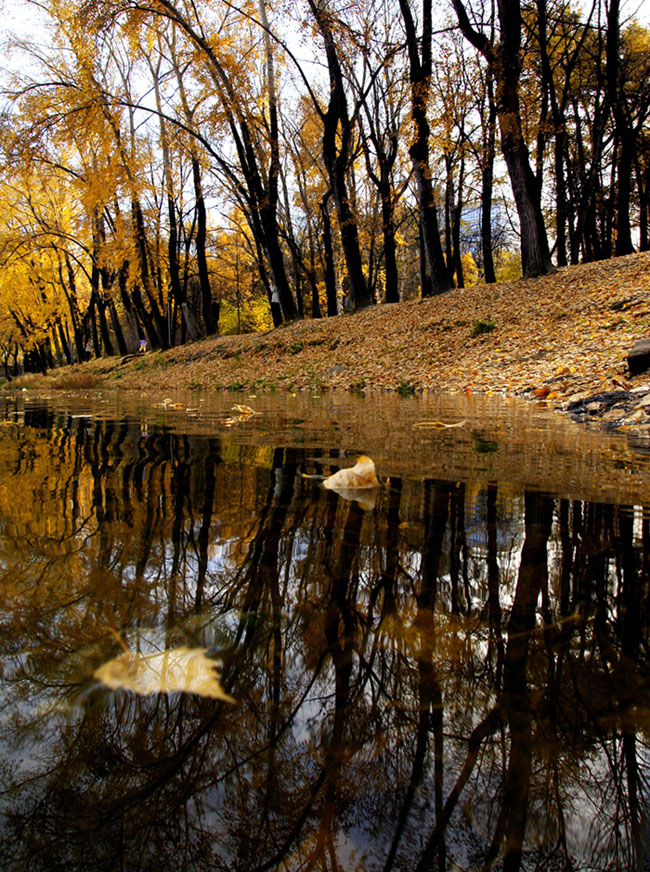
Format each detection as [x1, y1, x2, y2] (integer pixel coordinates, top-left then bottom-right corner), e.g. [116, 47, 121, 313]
[10, 250, 650, 435]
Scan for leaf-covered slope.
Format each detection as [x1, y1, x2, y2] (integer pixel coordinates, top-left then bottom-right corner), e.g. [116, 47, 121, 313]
[51, 251, 650, 412]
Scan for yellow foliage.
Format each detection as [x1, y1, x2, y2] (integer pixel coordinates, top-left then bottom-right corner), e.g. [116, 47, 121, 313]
[461, 252, 480, 286]
[219, 298, 272, 335]
[495, 251, 522, 282]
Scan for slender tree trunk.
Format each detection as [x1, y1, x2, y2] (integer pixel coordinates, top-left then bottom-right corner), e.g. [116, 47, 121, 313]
[453, 0, 554, 278]
[108, 298, 129, 357]
[59, 253, 86, 362]
[308, 0, 373, 309]
[452, 152, 466, 287]
[399, 0, 451, 295]
[131, 198, 169, 348]
[607, 0, 634, 255]
[380, 166, 400, 303]
[320, 193, 339, 317]
[150, 50, 192, 344]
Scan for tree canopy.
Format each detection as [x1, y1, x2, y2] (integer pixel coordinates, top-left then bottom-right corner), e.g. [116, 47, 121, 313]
[0, 0, 648, 374]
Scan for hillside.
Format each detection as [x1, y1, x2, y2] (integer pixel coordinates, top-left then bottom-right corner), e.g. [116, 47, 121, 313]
[17, 251, 650, 433]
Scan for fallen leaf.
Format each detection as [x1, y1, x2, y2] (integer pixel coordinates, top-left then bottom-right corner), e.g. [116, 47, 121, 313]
[94, 645, 235, 701]
[413, 419, 467, 429]
[323, 455, 379, 489]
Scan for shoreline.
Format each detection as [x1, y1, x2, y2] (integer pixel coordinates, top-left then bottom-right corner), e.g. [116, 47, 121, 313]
[5, 251, 650, 437]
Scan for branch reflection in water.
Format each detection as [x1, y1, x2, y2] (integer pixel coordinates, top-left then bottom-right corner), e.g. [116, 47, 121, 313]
[0, 394, 648, 871]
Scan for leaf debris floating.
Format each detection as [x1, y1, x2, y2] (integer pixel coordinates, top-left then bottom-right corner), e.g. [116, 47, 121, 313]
[94, 645, 235, 701]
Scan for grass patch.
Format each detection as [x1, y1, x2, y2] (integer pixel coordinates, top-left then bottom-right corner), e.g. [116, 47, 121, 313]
[397, 380, 416, 397]
[51, 372, 100, 390]
[471, 318, 496, 338]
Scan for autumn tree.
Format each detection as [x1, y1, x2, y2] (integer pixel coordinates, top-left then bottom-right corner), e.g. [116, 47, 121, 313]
[398, 0, 452, 293]
[451, 0, 554, 278]
[305, 0, 374, 309]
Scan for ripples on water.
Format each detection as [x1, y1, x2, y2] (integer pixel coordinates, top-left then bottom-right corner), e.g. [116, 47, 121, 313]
[0, 389, 649, 871]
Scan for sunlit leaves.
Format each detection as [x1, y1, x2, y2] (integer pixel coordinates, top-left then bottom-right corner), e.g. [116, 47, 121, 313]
[94, 644, 235, 699]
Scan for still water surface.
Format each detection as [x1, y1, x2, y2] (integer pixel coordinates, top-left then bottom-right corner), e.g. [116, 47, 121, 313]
[1, 389, 650, 871]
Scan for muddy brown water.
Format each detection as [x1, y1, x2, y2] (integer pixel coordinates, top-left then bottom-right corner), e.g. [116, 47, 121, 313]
[0, 388, 649, 870]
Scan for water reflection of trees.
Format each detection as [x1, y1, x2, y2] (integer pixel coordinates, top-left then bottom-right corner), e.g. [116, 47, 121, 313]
[0, 414, 649, 869]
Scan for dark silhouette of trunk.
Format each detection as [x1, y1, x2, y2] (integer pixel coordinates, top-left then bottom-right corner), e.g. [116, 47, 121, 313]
[56, 319, 72, 365]
[399, 0, 451, 295]
[379, 162, 400, 302]
[150, 49, 201, 345]
[452, 0, 554, 278]
[451, 151, 466, 287]
[59, 252, 86, 361]
[320, 194, 339, 317]
[607, 0, 634, 256]
[358, 93, 401, 302]
[86, 289, 100, 358]
[107, 298, 128, 356]
[131, 199, 169, 348]
[190, 157, 217, 337]
[484, 491, 554, 870]
[533, 0, 573, 267]
[308, 0, 373, 309]
[481, 72, 498, 283]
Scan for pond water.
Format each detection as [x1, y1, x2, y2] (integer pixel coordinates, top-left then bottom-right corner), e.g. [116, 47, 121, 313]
[1, 388, 650, 871]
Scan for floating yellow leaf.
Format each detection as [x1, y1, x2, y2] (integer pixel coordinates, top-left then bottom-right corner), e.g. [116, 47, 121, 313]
[413, 419, 467, 429]
[94, 646, 235, 701]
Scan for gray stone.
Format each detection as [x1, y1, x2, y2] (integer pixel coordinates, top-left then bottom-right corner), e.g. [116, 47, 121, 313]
[627, 338, 650, 375]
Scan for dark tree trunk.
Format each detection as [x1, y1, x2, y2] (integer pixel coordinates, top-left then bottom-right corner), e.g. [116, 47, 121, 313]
[60, 253, 86, 362]
[479, 67, 498, 283]
[607, 0, 634, 256]
[187, 159, 217, 338]
[57, 320, 72, 365]
[399, 0, 451, 295]
[308, 0, 373, 310]
[131, 198, 169, 348]
[320, 194, 339, 317]
[107, 298, 129, 356]
[453, 0, 554, 278]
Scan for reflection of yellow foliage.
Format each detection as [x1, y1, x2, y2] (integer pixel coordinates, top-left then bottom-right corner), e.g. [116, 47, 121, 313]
[94, 646, 235, 700]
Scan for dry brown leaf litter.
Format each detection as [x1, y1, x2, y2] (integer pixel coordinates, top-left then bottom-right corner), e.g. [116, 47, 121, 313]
[25, 251, 650, 431]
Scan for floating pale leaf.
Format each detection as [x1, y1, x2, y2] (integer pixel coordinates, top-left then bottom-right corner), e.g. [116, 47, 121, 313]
[323, 455, 379, 490]
[94, 646, 235, 701]
[413, 419, 467, 429]
[231, 404, 257, 416]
